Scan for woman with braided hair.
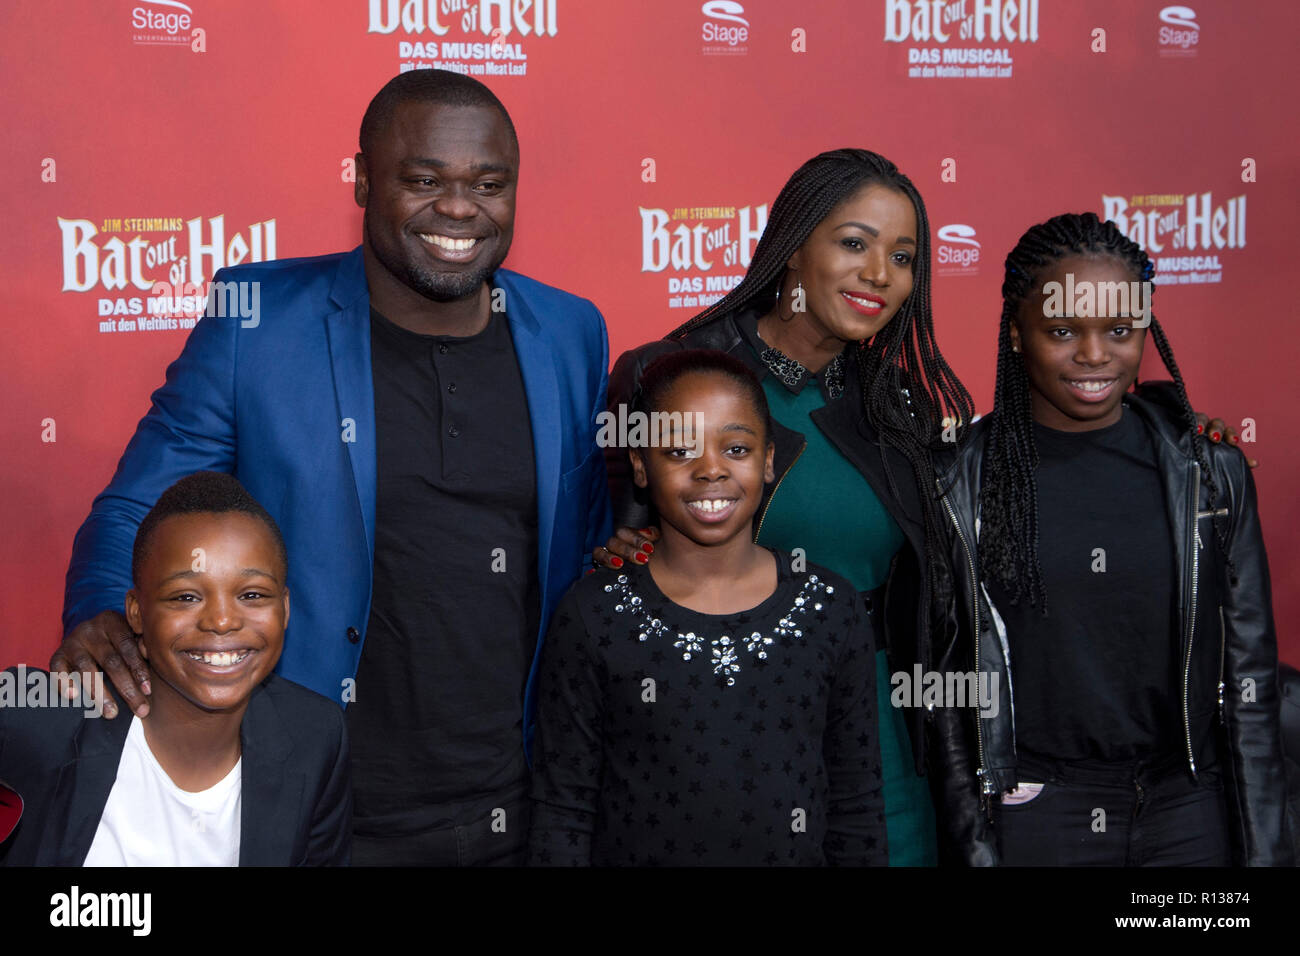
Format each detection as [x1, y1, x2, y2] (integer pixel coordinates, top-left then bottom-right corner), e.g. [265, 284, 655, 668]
[932, 211, 1292, 865]
[594, 149, 973, 865]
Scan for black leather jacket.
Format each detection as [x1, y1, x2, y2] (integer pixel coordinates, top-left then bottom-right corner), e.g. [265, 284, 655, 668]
[605, 310, 939, 774]
[930, 392, 1294, 866]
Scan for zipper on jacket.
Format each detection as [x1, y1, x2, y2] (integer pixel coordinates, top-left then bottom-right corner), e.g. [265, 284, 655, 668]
[938, 483, 992, 809]
[1217, 604, 1227, 724]
[754, 441, 807, 540]
[1181, 463, 1200, 777]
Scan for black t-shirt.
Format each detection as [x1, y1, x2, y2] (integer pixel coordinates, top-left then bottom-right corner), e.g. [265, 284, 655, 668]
[986, 407, 1182, 763]
[528, 550, 887, 866]
[347, 305, 539, 839]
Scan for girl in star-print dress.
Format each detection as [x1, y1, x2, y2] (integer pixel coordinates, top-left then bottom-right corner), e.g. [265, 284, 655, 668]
[527, 350, 887, 866]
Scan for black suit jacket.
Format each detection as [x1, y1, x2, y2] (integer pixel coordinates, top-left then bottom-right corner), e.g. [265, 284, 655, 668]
[0, 670, 351, 866]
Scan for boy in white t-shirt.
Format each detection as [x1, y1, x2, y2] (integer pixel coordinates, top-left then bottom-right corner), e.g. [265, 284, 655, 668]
[0, 472, 351, 866]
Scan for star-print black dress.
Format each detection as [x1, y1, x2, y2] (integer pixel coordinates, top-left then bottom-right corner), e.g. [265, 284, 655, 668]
[528, 548, 887, 866]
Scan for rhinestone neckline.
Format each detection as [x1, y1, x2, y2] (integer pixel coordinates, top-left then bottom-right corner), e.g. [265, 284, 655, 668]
[602, 572, 835, 687]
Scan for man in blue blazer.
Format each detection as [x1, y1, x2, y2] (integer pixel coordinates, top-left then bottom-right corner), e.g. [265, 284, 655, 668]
[54, 70, 612, 865]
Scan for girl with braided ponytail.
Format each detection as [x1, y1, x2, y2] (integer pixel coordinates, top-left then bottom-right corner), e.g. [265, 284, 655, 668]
[596, 149, 973, 865]
[933, 212, 1292, 865]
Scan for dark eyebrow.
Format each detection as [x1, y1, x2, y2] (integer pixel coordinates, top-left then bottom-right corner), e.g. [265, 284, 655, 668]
[835, 221, 916, 246]
[159, 568, 281, 585]
[720, 423, 758, 436]
[1032, 309, 1137, 324]
[400, 158, 514, 175]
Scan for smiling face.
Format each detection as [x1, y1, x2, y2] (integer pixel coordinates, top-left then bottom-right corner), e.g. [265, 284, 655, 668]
[1011, 254, 1148, 431]
[784, 183, 917, 343]
[629, 372, 776, 549]
[356, 101, 518, 304]
[125, 512, 288, 715]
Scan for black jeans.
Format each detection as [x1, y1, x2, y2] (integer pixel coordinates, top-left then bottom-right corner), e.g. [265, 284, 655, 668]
[351, 797, 532, 866]
[994, 752, 1231, 866]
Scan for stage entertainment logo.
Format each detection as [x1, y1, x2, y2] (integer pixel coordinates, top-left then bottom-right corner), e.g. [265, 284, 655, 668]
[367, 0, 559, 77]
[640, 203, 768, 310]
[58, 215, 278, 334]
[130, 0, 200, 47]
[701, 1, 749, 56]
[935, 223, 981, 276]
[1102, 190, 1244, 285]
[886, 0, 1039, 79]
[1157, 6, 1199, 57]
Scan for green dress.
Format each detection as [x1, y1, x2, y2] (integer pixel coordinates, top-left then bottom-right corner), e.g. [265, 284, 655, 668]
[753, 362, 939, 866]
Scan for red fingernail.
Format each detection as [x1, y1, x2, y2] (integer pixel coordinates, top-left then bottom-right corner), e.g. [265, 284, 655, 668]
[639, 527, 654, 535]
[1196, 423, 1203, 434]
[641, 542, 654, 554]
[634, 552, 648, 564]
[1228, 433, 1239, 445]
[610, 556, 624, 568]
[1210, 431, 1221, 442]
[585, 568, 595, 576]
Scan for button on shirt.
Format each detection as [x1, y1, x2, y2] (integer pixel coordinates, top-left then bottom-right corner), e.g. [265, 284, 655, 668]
[348, 305, 539, 841]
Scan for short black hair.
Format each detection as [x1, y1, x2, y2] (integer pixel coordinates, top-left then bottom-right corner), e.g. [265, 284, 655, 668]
[132, 472, 288, 588]
[632, 349, 773, 445]
[359, 69, 518, 155]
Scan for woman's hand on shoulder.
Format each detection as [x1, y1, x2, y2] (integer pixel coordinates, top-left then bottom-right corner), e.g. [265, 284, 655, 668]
[1196, 413, 1257, 469]
[591, 526, 659, 571]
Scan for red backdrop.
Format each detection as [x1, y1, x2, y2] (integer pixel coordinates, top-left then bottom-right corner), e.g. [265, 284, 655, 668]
[2, 1, 1296, 665]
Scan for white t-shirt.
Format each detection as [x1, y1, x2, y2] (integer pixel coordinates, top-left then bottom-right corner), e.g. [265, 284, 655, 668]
[83, 716, 242, 867]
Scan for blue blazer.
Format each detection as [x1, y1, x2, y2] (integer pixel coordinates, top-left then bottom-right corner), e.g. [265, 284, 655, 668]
[63, 248, 613, 757]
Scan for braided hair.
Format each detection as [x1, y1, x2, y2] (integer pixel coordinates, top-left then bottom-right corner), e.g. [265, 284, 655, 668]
[671, 148, 974, 609]
[981, 211, 1231, 609]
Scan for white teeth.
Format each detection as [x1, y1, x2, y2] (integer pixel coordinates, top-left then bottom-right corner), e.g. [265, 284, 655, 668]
[186, 650, 251, 666]
[688, 499, 733, 514]
[1068, 379, 1114, 393]
[419, 233, 477, 251]
[843, 292, 881, 309]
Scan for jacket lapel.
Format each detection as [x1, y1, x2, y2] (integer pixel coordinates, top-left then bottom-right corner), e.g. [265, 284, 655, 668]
[495, 270, 562, 608]
[38, 710, 133, 866]
[810, 389, 929, 559]
[238, 685, 302, 866]
[324, 247, 377, 570]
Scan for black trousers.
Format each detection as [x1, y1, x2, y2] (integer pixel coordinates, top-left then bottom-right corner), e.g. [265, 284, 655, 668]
[994, 752, 1231, 866]
[350, 797, 532, 867]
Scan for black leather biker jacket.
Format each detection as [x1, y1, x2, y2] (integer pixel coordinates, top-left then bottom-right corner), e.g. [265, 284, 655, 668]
[929, 393, 1294, 866]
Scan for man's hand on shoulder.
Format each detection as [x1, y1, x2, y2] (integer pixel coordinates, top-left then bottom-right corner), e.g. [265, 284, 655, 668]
[49, 610, 150, 719]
